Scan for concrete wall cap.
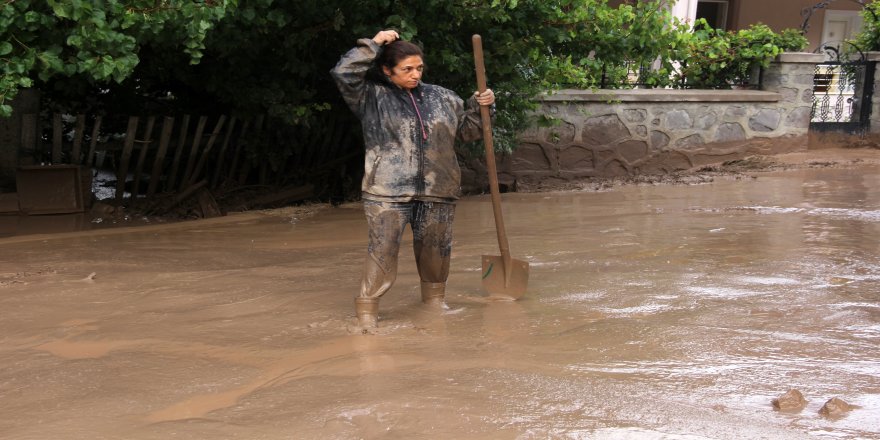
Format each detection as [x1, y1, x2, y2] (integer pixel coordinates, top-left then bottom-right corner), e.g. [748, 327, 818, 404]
[541, 89, 781, 103]
[774, 52, 825, 63]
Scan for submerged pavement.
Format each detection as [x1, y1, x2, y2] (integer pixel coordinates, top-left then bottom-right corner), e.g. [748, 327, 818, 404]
[0, 154, 878, 439]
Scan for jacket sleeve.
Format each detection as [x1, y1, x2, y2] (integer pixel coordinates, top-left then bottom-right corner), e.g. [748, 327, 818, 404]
[330, 38, 381, 119]
[456, 95, 494, 143]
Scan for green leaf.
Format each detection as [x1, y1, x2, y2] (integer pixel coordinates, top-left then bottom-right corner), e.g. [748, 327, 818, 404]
[47, 0, 70, 19]
[24, 11, 41, 24]
[0, 41, 12, 56]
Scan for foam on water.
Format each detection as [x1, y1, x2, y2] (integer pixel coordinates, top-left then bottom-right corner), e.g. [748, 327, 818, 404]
[545, 290, 607, 303]
[734, 276, 801, 286]
[691, 205, 880, 222]
[597, 303, 675, 317]
[684, 285, 760, 298]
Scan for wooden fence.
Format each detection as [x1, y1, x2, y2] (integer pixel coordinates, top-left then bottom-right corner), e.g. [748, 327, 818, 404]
[42, 111, 359, 209]
[48, 114, 259, 204]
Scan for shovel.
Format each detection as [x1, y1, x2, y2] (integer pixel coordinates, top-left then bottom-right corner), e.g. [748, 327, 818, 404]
[472, 34, 530, 300]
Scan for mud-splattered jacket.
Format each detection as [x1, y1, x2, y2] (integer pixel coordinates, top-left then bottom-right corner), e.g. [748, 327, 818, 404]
[331, 38, 485, 202]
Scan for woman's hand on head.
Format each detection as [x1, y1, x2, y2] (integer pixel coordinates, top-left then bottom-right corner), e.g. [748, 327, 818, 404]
[474, 89, 495, 107]
[372, 30, 399, 46]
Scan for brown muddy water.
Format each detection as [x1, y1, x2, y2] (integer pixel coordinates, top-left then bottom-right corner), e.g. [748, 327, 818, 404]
[0, 163, 878, 439]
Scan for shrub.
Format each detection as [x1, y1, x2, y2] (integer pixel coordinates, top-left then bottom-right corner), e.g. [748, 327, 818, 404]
[850, 1, 880, 52]
[672, 22, 804, 89]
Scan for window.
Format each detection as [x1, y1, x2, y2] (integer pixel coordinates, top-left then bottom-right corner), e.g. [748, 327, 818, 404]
[696, 0, 729, 30]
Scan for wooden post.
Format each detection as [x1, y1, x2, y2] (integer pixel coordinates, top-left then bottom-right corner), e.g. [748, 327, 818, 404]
[20, 114, 38, 164]
[131, 116, 156, 199]
[259, 162, 269, 185]
[238, 115, 264, 185]
[188, 115, 226, 187]
[71, 114, 85, 165]
[226, 119, 250, 184]
[180, 115, 207, 188]
[52, 113, 63, 164]
[166, 114, 190, 192]
[211, 116, 237, 188]
[115, 116, 139, 205]
[147, 116, 175, 198]
[85, 116, 103, 167]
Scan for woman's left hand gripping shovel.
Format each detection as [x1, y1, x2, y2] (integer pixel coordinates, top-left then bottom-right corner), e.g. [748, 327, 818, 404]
[472, 34, 529, 300]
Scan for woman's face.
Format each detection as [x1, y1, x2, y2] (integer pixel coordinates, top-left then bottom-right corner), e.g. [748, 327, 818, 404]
[383, 55, 424, 90]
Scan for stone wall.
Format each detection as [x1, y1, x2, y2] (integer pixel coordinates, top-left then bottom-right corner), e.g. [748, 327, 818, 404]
[460, 53, 824, 191]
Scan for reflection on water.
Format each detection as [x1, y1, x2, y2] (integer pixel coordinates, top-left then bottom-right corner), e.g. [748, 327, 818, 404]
[0, 166, 877, 439]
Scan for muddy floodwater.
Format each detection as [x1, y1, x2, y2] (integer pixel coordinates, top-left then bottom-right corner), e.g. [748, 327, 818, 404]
[1, 153, 878, 439]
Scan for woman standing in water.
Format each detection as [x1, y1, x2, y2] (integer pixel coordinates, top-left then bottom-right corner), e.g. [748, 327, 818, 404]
[331, 29, 496, 328]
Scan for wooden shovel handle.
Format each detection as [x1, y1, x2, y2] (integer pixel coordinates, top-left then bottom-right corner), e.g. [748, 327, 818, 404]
[472, 34, 512, 267]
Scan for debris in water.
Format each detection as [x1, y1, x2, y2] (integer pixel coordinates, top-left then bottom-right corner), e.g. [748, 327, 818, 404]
[819, 397, 854, 417]
[772, 389, 807, 411]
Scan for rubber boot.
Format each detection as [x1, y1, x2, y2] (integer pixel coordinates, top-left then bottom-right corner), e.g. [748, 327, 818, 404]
[420, 282, 446, 307]
[355, 297, 379, 328]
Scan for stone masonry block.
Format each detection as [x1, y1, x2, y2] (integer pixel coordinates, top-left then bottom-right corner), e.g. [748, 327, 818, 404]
[786, 106, 812, 127]
[749, 109, 782, 132]
[624, 109, 647, 123]
[665, 110, 693, 129]
[715, 122, 746, 142]
[582, 114, 631, 147]
[617, 140, 649, 163]
[558, 145, 594, 171]
[724, 106, 747, 120]
[674, 134, 705, 148]
[801, 89, 814, 104]
[650, 130, 670, 150]
[511, 142, 554, 172]
[546, 120, 576, 144]
[695, 111, 718, 130]
[778, 87, 798, 103]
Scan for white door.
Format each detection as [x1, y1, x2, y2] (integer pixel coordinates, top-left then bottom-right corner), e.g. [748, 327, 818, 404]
[821, 10, 863, 56]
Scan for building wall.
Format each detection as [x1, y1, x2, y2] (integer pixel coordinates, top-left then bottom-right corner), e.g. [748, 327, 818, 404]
[607, 1, 867, 53]
[733, 0, 863, 51]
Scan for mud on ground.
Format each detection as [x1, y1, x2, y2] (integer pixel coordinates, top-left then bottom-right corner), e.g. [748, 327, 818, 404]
[95, 146, 880, 224]
[515, 146, 880, 193]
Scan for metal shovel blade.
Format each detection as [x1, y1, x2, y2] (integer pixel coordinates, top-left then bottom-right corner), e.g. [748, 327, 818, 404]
[482, 255, 530, 300]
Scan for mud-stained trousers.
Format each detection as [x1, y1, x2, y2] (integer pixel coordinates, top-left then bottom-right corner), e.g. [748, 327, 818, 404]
[359, 200, 455, 299]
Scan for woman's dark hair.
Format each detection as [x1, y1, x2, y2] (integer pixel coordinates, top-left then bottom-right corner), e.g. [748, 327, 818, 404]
[377, 40, 424, 70]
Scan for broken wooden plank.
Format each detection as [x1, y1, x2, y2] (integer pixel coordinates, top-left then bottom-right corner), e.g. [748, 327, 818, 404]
[166, 114, 190, 192]
[237, 115, 263, 185]
[226, 119, 250, 184]
[211, 117, 237, 189]
[131, 116, 156, 199]
[160, 179, 208, 214]
[180, 116, 208, 189]
[196, 188, 222, 218]
[85, 116, 103, 167]
[52, 113, 62, 164]
[115, 116, 140, 205]
[20, 113, 38, 164]
[71, 114, 85, 165]
[187, 115, 226, 188]
[146, 116, 175, 198]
